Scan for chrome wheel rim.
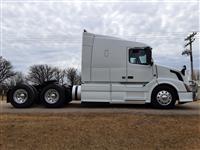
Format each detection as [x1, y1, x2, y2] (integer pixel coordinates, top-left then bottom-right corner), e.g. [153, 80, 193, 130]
[156, 90, 172, 106]
[13, 89, 28, 104]
[44, 89, 59, 104]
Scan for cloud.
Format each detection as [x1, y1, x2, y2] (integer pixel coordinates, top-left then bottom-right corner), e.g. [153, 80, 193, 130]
[1, 1, 199, 73]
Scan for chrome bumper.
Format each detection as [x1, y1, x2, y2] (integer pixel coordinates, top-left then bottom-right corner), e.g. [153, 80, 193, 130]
[178, 92, 193, 103]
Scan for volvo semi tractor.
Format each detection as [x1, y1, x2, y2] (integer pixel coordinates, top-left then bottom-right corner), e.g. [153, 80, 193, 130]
[7, 31, 197, 109]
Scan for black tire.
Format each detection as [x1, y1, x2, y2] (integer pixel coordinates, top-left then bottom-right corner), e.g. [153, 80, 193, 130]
[151, 85, 176, 109]
[40, 84, 66, 108]
[8, 84, 36, 108]
[30, 85, 40, 104]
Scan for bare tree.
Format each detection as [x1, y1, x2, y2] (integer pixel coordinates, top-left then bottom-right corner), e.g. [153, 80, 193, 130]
[0, 57, 15, 84]
[5, 72, 26, 88]
[53, 68, 66, 85]
[197, 70, 200, 81]
[76, 73, 82, 85]
[27, 64, 57, 85]
[66, 67, 81, 86]
[194, 70, 200, 81]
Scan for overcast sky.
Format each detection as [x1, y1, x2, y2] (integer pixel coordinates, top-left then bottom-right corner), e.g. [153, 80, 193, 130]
[1, 0, 199, 73]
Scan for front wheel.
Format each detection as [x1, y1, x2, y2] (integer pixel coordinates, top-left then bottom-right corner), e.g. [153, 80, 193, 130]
[40, 84, 66, 108]
[151, 85, 176, 109]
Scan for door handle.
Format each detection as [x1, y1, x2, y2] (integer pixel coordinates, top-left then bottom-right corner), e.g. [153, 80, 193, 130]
[128, 76, 134, 79]
[122, 76, 134, 79]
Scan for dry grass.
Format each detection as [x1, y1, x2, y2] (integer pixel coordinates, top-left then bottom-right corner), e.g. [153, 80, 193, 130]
[0, 113, 200, 150]
[0, 95, 6, 101]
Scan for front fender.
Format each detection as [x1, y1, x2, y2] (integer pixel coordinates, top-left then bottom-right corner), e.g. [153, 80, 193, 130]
[156, 78, 186, 92]
[145, 78, 186, 103]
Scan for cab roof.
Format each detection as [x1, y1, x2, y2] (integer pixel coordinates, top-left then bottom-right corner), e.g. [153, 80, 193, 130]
[83, 31, 150, 48]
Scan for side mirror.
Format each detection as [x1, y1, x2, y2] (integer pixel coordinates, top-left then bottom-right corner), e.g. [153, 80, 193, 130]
[181, 65, 186, 75]
[150, 59, 154, 66]
[146, 47, 153, 65]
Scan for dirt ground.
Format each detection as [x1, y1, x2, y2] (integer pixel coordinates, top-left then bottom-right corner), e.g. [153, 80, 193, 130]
[0, 113, 200, 150]
[0, 96, 6, 101]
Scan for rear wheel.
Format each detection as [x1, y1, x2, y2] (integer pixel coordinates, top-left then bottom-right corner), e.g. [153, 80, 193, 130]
[40, 84, 66, 108]
[151, 85, 176, 109]
[8, 84, 36, 108]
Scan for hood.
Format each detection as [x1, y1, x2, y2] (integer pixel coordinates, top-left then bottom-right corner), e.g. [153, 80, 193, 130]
[156, 65, 181, 73]
[156, 64, 189, 83]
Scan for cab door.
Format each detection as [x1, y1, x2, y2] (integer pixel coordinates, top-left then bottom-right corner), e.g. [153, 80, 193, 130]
[122, 47, 154, 102]
[126, 47, 154, 83]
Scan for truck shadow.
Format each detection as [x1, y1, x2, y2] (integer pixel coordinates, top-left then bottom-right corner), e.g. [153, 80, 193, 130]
[65, 102, 198, 110]
[80, 103, 150, 109]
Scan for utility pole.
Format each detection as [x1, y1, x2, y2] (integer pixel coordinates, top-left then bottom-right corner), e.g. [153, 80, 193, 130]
[182, 32, 197, 81]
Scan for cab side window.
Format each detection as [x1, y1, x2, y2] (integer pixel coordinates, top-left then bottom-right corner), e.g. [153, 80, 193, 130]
[129, 48, 147, 65]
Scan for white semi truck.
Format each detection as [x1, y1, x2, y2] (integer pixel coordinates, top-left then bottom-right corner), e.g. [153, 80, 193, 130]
[7, 31, 197, 109]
